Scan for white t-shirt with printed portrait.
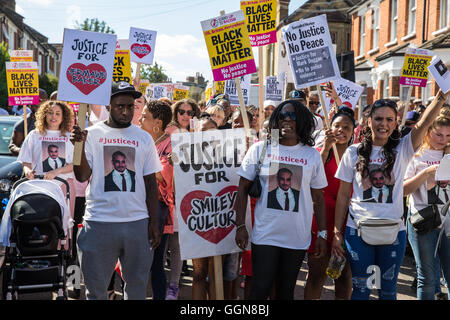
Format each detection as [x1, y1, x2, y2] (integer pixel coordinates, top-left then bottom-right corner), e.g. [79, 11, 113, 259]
[17, 129, 74, 180]
[238, 141, 328, 250]
[335, 133, 415, 230]
[83, 122, 162, 223]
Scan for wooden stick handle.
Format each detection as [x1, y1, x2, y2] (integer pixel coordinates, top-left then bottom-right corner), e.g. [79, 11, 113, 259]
[317, 86, 340, 165]
[213, 255, 224, 300]
[23, 105, 28, 137]
[235, 78, 251, 136]
[258, 46, 265, 130]
[401, 86, 413, 127]
[73, 103, 88, 166]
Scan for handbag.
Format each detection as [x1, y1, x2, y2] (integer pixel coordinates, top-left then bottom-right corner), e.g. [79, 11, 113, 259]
[350, 213, 402, 246]
[247, 140, 268, 198]
[409, 185, 442, 235]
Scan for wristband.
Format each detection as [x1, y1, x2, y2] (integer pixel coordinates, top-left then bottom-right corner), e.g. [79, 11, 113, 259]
[236, 224, 246, 231]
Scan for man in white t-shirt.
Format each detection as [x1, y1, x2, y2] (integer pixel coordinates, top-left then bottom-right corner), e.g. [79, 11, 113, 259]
[71, 81, 162, 300]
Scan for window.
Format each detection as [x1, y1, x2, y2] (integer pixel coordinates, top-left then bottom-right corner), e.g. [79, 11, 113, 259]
[360, 15, 365, 55]
[383, 73, 390, 98]
[408, 0, 416, 34]
[359, 83, 368, 108]
[422, 80, 432, 103]
[390, 0, 398, 41]
[440, 0, 449, 29]
[372, 8, 380, 49]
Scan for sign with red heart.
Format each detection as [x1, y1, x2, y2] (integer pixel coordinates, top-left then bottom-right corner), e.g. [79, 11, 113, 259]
[131, 43, 152, 59]
[66, 63, 107, 95]
[129, 27, 157, 64]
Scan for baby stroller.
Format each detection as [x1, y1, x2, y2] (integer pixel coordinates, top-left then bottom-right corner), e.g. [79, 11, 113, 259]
[0, 176, 72, 300]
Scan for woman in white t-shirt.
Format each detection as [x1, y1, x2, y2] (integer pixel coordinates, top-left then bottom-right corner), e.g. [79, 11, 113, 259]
[235, 99, 328, 300]
[332, 90, 449, 300]
[404, 115, 450, 300]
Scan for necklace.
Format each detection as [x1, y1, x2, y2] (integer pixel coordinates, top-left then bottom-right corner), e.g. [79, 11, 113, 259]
[155, 133, 168, 146]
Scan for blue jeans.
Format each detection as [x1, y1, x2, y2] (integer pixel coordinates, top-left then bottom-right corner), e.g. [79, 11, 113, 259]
[345, 227, 406, 300]
[407, 219, 450, 300]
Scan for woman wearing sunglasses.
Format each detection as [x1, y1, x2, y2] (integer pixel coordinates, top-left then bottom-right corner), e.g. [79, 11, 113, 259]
[332, 90, 449, 300]
[166, 99, 200, 134]
[234, 99, 328, 300]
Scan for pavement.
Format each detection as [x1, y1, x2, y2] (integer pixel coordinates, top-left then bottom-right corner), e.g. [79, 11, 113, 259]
[1, 245, 447, 300]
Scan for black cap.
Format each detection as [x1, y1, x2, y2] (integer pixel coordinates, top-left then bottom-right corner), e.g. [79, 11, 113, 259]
[288, 89, 306, 100]
[111, 81, 142, 99]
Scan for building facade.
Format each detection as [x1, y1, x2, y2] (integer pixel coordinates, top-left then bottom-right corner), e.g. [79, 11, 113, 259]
[0, 0, 59, 76]
[350, 0, 450, 106]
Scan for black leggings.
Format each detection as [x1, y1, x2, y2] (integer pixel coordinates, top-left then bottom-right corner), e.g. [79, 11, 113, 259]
[249, 243, 306, 300]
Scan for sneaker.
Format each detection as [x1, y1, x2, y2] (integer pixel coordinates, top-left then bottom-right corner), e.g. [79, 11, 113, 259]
[166, 284, 179, 300]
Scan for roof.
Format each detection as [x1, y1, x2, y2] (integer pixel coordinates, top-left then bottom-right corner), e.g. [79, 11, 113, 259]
[0, 5, 24, 30]
[375, 43, 410, 62]
[420, 30, 450, 50]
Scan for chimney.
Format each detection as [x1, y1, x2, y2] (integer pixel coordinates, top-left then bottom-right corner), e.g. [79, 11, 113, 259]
[1, 0, 16, 11]
[278, 0, 290, 22]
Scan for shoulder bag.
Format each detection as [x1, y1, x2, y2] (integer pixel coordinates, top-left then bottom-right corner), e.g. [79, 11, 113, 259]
[409, 185, 442, 235]
[350, 213, 402, 246]
[247, 140, 268, 198]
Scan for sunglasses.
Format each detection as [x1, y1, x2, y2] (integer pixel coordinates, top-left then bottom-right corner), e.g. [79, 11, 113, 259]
[279, 111, 296, 121]
[372, 99, 398, 110]
[178, 109, 195, 116]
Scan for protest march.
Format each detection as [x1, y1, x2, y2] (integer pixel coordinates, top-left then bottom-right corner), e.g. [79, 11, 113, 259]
[1, 0, 450, 306]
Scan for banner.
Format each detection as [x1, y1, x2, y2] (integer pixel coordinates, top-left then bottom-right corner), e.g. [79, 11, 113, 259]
[225, 75, 251, 106]
[215, 81, 225, 95]
[319, 78, 363, 113]
[205, 83, 213, 101]
[265, 73, 285, 102]
[400, 48, 433, 87]
[282, 14, 340, 89]
[57, 28, 116, 105]
[173, 84, 190, 101]
[6, 61, 39, 106]
[145, 83, 174, 101]
[113, 39, 132, 84]
[201, 10, 257, 82]
[240, 0, 277, 47]
[139, 80, 150, 96]
[10, 50, 33, 62]
[428, 56, 450, 94]
[171, 128, 251, 260]
[129, 27, 157, 65]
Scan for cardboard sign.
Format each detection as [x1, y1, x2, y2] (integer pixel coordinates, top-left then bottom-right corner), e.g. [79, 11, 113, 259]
[265, 73, 285, 102]
[225, 75, 251, 106]
[173, 84, 190, 101]
[139, 79, 150, 96]
[215, 81, 225, 95]
[240, 0, 277, 47]
[145, 83, 174, 101]
[171, 128, 251, 260]
[6, 61, 39, 106]
[400, 48, 433, 87]
[113, 39, 132, 84]
[69, 102, 80, 112]
[319, 78, 363, 113]
[10, 50, 33, 62]
[282, 14, 340, 89]
[201, 10, 257, 82]
[428, 56, 450, 94]
[57, 28, 116, 106]
[129, 27, 157, 65]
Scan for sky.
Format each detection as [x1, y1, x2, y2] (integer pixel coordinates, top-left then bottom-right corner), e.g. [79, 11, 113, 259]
[15, 0, 307, 83]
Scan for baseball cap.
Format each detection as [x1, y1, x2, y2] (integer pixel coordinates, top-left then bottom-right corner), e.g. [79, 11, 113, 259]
[288, 89, 306, 100]
[406, 111, 420, 122]
[111, 81, 142, 99]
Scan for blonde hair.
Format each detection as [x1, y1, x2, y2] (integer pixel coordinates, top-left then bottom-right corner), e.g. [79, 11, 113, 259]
[205, 105, 225, 119]
[35, 101, 74, 136]
[416, 115, 450, 156]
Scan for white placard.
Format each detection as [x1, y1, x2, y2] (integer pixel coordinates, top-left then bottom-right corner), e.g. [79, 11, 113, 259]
[281, 14, 340, 89]
[225, 75, 251, 106]
[319, 78, 363, 114]
[129, 27, 157, 65]
[145, 83, 174, 101]
[265, 73, 285, 102]
[428, 56, 450, 94]
[436, 154, 450, 181]
[57, 28, 116, 105]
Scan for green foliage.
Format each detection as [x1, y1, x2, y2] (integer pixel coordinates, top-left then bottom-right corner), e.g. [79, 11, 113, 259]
[39, 73, 59, 97]
[0, 42, 10, 108]
[139, 62, 169, 83]
[74, 18, 115, 34]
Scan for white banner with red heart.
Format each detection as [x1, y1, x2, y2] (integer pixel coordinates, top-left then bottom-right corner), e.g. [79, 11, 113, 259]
[129, 27, 157, 65]
[57, 28, 117, 105]
[172, 128, 252, 260]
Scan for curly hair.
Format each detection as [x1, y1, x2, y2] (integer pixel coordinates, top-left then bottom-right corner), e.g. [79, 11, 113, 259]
[146, 100, 173, 131]
[355, 103, 400, 179]
[268, 99, 315, 146]
[35, 101, 74, 136]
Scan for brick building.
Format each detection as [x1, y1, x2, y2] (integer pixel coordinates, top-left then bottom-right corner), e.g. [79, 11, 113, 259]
[0, 0, 59, 76]
[350, 0, 450, 106]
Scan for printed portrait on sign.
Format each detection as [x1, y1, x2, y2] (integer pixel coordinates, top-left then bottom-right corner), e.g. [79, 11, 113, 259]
[361, 164, 394, 203]
[434, 60, 448, 77]
[267, 163, 302, 212]
[104, 146, 136, 192]
[42, 141, 66, 172]
[427, 180, 450, 205]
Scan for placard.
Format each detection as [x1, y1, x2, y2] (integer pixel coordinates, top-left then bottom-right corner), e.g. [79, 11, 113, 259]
[139, 79, 150, 96]
[215, 81, 225, 95]
[400, 48, 433, 87]
[113, 39, 132, 84]
[201, 10, 257, 82]
[173, 84, 190, 101]
[265, 73, 285, 102]
[319, 78, 363, 113]
[10, 50, 33, 62]
[145, 83, 174, 101]
[428, 56, 450, 94]
[57, 28, 116, 105]
[281, 14, 340, 89]
[6, 61, 39, 106]
[171, 128, 251, 260]
[129, 27, 157, 65]
[225, 75, 251, 106]
[240, 0, 277, 47]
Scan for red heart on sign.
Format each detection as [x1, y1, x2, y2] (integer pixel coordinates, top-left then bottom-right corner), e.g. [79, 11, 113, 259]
[180, 186, 238, 244]
[131, 43, 152, 59]
[66, 63, 107, 95]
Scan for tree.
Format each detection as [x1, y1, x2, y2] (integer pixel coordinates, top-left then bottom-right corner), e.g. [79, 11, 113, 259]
[0, 42, 10, 108]
[39, 73, 59, 97]
[74, 18, 115, 34]
[139, 62, 170, 83]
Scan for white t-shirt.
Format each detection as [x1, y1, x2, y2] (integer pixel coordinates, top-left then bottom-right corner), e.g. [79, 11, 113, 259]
[335, 133, 415, 230]
[18, 129, 74, 180]
[405, 149, 448, 227]
[83, 122, 162, 222]
[238, 141, 327, 250]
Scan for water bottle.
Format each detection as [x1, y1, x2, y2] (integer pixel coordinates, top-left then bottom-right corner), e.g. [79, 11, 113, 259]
[326, 254, 346, 280]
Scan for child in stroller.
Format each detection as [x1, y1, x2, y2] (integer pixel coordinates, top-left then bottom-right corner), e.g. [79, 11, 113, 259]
[0, 176, 72, 300]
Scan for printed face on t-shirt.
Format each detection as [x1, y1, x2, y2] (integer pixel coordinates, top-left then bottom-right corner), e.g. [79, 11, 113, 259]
[267, 163, 302, 212]
[278, 170, 292, 191]
[362, 164, 394, 203]
[104, 146, 136, 192]
[112, 154, 127, 173]
[48, 146, 59, 159]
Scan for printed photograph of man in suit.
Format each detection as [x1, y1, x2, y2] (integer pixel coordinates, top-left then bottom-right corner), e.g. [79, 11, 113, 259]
[427, 180, 450, 205]
[42, 143, 66, 172]
[104, 150, 136, 192]
[267, 167, 300, 212]
[362, 167, 394, 203]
